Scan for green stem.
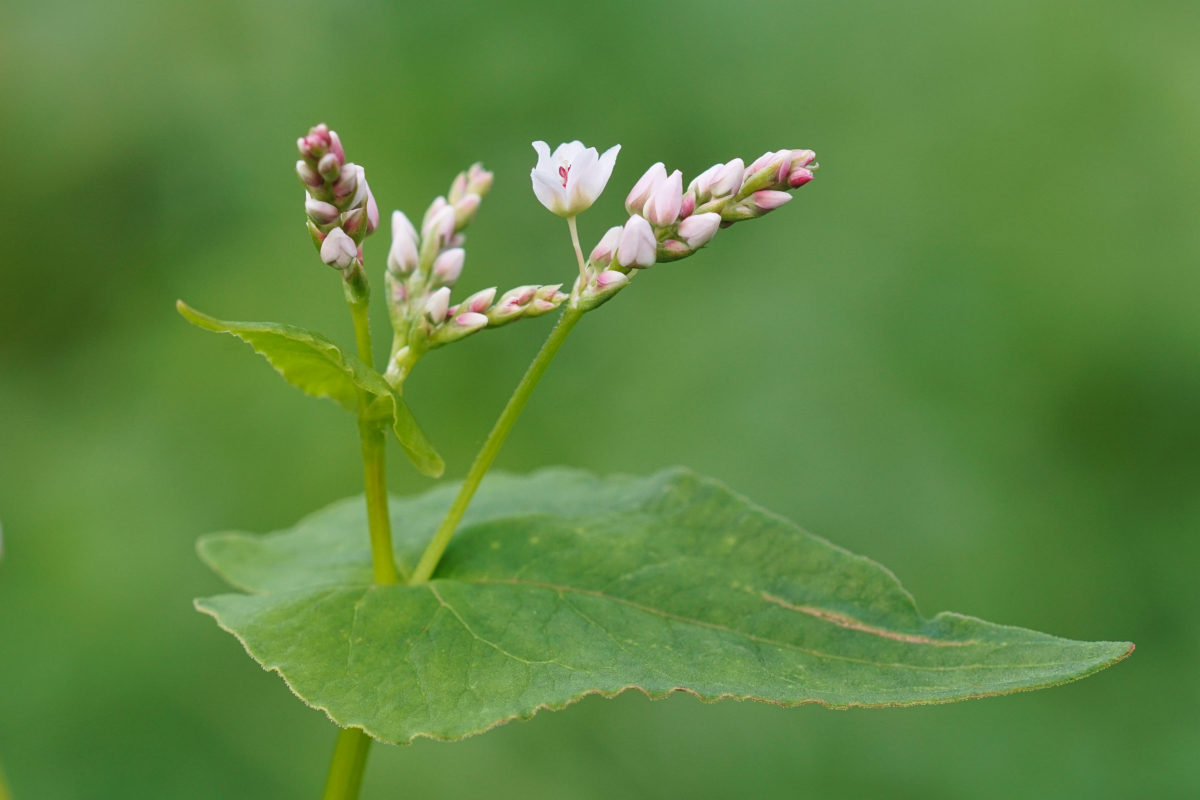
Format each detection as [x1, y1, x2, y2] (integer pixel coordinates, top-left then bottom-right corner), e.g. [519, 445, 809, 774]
[409, 305, 585, 584]
[0, 760, 11, 800]
[321, 727, 372, 800]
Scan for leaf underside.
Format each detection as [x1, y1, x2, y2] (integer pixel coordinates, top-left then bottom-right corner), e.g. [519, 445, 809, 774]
[196, 468, 1132, 745]
[176, 301, 443, 477]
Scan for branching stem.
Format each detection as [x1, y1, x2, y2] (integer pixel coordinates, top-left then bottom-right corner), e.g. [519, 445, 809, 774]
[409, 304, 585, 584]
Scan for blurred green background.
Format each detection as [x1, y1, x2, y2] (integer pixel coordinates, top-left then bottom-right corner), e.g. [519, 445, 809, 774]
[1, 0, 1196, 797]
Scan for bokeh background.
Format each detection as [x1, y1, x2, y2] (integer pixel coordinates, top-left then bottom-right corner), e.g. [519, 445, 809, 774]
[1, 0, 1196, 797]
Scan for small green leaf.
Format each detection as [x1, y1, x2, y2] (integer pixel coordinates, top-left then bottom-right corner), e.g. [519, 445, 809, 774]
[177, 301, 443, 477]
[196, 468, 1132, 744]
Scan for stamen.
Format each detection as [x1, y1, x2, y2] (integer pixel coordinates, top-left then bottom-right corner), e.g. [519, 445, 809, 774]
[558, 165, 570, 187]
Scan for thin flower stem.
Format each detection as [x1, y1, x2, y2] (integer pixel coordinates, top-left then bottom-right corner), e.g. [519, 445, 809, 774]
[321, 727, 373, 800]
[409, 304, 586, 584]
[0, 760, 12, 800]
[567, 216, 588, 286]
[349, 299, 402, 586]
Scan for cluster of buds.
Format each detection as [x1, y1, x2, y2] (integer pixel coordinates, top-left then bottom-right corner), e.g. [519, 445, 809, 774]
[571, 148, 817, 309]
[381, 166, 570, 386]
[297, 124, 381, 279]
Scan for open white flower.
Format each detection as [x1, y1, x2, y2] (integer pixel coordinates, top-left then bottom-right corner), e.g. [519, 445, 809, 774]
[530, 140, 621, 217]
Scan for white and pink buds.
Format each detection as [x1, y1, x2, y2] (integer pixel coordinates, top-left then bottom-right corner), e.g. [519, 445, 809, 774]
[626, 162, 667, 216]
[319, 227, 358, 270]
[677, 212, 720, 249]
[432, 248, 465, 286]
[644, 169, 684, 226]
[530, 140, 621, 218]
[589, 226, 623, 268]
[708, 159, 745, 197]
[616, 215, 657, 269]
[425, 286, 452, 324]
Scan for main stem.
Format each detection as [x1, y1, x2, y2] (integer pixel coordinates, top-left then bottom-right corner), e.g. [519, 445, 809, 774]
[320, 293, 396, 800]
[409, 304, 585, 584]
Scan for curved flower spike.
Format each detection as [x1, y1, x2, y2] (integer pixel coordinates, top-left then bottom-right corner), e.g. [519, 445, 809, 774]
[530, 140, 621, 217]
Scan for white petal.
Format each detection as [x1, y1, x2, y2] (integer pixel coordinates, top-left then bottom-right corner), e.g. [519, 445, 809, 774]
[554, 140, 586, 163]
[576, 144, 620, 208]
[531, 167, 568, 215]
[532, 141, 552, 171]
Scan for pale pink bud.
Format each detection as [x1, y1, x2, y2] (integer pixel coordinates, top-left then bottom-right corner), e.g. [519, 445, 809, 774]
[392, 210, 418, 243]
[535, 284, 565, 302]
[788, 168, 814, 188]
[332, 162, 358, 199]
[319, 227, 357, 269]
[432, 248, 466, 286]
[467, 163, 493, 196]
[318, 152, 341, 181]
[774, 150, 793, 184]
[341, 207, 366, 238]
[454, 311, 488, 331]
[305, 198, 340, 225]
[366, 190, 379, 234]
[625, 162, 667, 216]
[425, 286, 451, 323]
[659, 240, 690, 259]
[677, 212, 720, 248]
[349, 166, 369, 210]
[645, 170, 683, 226]
[688, 164, 722, 198]
[328, 130, 345, 164]
[500, 285, 538, 306]
[589, 226, 623, 267]
[750, 190, 792, 211]
[388, 215, 419, 276]
[524, 284, 567, 316]
[448, 172, 469, 204]
[747, 151, 775, 173]
[680, 192, 696, 219]
[708, 159, 744, 197]
[296, 160, 323, 190]
[463, 287, 497, 313]
[791, 149, 816, 169]
[454, 193, 481, 230]
[595, 270, 628, 290]
[421, 196, 449, 235]
[616, 214, 657, 269]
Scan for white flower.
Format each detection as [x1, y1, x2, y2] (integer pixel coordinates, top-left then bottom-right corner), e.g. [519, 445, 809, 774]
[677, 212, 721, 248]
[530, 140, 621, 217]
[320, 227, 357, 269]
[616, 215, 657, 269]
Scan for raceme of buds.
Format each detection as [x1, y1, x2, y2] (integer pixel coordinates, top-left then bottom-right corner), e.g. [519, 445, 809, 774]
[320, 227, 358, 270]
[432, 248, 465, 286]
[297, 124, 378, 259]
[531, 140, 621, 217]
[589, 226, 623, 268]
[677, 212, 720, 249]
[616, 215, 657, 269]
[644, 170, 683, 226]
[626, 162, 667, 216]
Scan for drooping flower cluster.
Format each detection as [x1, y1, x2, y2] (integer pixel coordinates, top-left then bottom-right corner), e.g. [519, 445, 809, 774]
[560, 146, 816, 309]
[381, 166, 569, 386]
[296, 124, 380, 274]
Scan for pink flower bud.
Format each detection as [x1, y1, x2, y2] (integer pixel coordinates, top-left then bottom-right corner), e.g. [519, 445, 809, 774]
[788, 168, 814, 188]
[319, 227, 357, 269]
[645, 170, 683, 226]
[625, 162, 667, 216]
[708, 159, 744, 197]
[659, 239, 690, 259]
[500, 285, 538, 306]
[448, 172, 469, 204]
[589, 226, 623, 267]
[328, 130, 345, 164]
[392, 210, 418, 243]
[535, 284, 566, 302]
[749, 190, 793, 211]
[425, 286, 451, 323]
[296, 161, 324, 190]
[421, 196, 450, 239]
[773, 150, 793, 184]
[318, 152, 341, 182]
[454, 193, 481, 230]
[432, 248, 465, 286]
[677, 212, 720, 248]
[463, 287, 497, 313]
[688, 163, 723, 199]
[617, 214, 657, 269]
[595, 270, 628, 290]
[680, 191, 696, 219]
[341, 207, 366, 238]
[467, 163, 494, 196]
[454, 311, 489, 331]
[747, 151, 775, 173]
[305, 198, 340, 225]
[791, 149, 816, 169]
[332, 162, 358, 200]
[349, 167, 369, 210]
[366, 191, 379, 234]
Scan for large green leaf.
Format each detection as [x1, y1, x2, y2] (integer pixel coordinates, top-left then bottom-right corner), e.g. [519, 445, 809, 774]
[196, 468, 1132, 744]
[176, 301, 443, 478]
